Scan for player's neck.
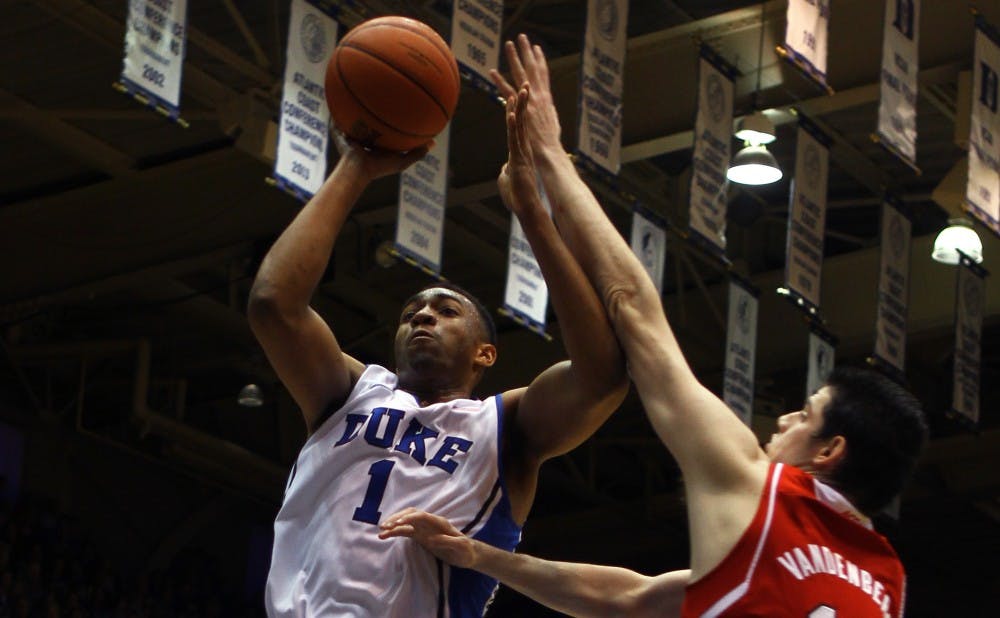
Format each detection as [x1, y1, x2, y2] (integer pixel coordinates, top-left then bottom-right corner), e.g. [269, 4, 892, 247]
[397, 374, 474, 406]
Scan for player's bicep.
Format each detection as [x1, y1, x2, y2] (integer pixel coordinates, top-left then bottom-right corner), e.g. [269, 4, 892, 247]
[250, 306, 361, 430]
[630, 569, 690, 618]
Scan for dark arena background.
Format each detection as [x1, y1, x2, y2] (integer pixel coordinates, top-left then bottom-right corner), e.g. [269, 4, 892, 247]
[2, 1, 999, 616]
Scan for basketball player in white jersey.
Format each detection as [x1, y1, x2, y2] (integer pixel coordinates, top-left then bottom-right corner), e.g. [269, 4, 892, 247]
[248, 122, 628, 614]
[381, 36, 927, 617]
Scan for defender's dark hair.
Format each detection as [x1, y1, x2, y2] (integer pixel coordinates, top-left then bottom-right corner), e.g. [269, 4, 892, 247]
[816, 366, 928, 515]
[404, 282, 497, 345]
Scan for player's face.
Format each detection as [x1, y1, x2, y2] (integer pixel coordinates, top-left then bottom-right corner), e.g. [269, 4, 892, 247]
[765, 386, 834, 469]
[394, 288, 485, 374]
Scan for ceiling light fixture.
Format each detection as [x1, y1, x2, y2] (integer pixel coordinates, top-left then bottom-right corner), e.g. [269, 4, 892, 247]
[931, 217, 983, 265]
[238, 383, 264, 407]
[727, 3, 782, 186]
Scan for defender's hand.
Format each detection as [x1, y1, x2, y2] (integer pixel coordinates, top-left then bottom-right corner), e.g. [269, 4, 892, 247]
[378, 507, 478, 569]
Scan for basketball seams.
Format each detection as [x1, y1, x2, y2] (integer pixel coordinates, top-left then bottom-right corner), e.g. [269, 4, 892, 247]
[344, 21, 459, 92]
[333, 49, 442, 140]
[327, 16, 460, 151]
[338, 41, 451, 125]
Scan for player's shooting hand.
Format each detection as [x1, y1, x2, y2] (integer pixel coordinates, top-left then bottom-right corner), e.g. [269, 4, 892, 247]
[489, 34, 562, 151]
[497, 86, 545, 219]
[333, 130, 432, 183]
[378, 508, 477, 569]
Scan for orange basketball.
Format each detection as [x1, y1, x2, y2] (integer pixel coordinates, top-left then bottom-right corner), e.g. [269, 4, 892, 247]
[325, 16, 460, 152]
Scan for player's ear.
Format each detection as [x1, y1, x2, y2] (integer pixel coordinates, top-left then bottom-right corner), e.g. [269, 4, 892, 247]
[813, 435, 847, 470]
[474, 343, 497, 369]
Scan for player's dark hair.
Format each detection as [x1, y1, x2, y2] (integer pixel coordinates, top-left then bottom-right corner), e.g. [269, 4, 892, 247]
[405, 282, 497, 345]
[815, 367, 927, 515]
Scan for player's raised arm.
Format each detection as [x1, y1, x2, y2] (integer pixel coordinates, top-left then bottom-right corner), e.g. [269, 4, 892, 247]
[497, 88, 628, 522]
[379, 508, 688, 618]
[248, 142, 428, 432]
[492, 37, 766, 502]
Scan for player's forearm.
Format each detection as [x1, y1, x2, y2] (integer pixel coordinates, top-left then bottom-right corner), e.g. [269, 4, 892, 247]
[468, 540, 649, 618]
[531, 144, 663, 334]
[513, 202, 625, 396]
[249, 154, 370, 314]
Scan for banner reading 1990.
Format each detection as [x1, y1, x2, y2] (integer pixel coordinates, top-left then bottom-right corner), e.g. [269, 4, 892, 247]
[966, 17, 1000, 235]
[273, 0, 338, 200]
[119, 0, 189, 119]
[784, 118, 830, 311]
[783, 0, 830, 88]
[395, 125, 450, 275]
[450, 0, 503, 93]
[577, 0, 628, 176]
[688, 48, 736, 256]
[877, 0, 920, 165]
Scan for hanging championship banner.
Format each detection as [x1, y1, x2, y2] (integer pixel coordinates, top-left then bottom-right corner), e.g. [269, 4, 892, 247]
[806, 329, 836, 398]
[117, 0, 189, 121]
[450, 0, 503, 93]
[723, 277, 759, 426]
[501, 184, 551, 338]
[630, 204, 667, 296]
[272, 0, 338, 201]
[784, 118, 830, 311]
[576, 0, 629, 176]
[873, 200, 912, 377]
[782, 0, 830, 89]
[952, 254, 987, 428]
[689, 48, 736, 257]
[395, 124, 451, 275]
[877, 0, 920, 166]
[966, 17, 1000, 236]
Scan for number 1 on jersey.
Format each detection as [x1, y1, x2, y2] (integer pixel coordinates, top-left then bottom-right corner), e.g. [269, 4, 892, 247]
[353, 459, 395, 524]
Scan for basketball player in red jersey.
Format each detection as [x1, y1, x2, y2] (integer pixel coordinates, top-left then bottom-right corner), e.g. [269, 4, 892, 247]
[379, 36, 927, 617]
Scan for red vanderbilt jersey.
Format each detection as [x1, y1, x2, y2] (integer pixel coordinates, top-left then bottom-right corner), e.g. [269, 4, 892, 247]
[682, 463, 905, 618]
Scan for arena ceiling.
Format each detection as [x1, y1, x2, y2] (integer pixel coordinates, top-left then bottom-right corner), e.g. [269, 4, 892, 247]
[1, 1, 999, 613]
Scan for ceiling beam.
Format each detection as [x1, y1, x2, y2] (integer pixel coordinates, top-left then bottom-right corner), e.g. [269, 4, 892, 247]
[0, 88, 136, 178]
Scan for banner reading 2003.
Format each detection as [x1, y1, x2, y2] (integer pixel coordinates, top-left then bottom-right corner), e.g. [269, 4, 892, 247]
[273, 0, 338, 200]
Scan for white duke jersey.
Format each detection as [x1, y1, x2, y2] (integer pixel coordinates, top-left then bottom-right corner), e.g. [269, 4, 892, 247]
[266, 365, 522, 618]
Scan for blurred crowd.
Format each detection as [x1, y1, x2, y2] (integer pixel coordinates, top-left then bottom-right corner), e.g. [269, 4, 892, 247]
[0, 495, 251, 618]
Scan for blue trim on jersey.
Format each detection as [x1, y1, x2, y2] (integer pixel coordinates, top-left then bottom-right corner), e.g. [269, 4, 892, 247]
[446, 497, 521, 617]
[443, 393, 522, 617]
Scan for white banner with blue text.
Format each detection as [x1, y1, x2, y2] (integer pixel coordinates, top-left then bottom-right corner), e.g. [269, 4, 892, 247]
[119, 0, 188, 118]
[966, 18, 1000, 236]
[783, 0, 829, 87]
[689, 48, 736, 256]
[806, 330, 836, 399]
[873, 200, 912, 376]
[784, 119, 830, 311]
[502, 185, 551, 336]
[630, 204, 667, 296]
[877, 0, 920, 165]
[273, 0, 337, 200]
[395, 124, 451, 274]
[723, 277, 759, 426]
[450, 0, 503, 94]
[576, 0, 629, 176]
[952, 255, 987, 428]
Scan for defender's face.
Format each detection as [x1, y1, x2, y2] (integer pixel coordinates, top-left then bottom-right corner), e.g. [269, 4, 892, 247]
[394, 288, 484, 372]
[765, 386, 834, 468]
